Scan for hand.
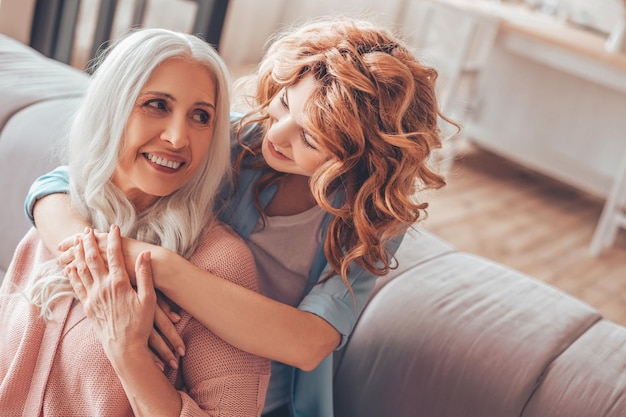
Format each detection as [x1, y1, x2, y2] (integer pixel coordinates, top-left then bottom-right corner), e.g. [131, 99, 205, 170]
[149, 294, 185, 369]
[67, 225, 157, 362]
[57, 229, 108, 268]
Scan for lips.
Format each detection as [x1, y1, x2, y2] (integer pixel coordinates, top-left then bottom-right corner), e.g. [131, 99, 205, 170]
[268, 141, 292, 161]
[143, 152, 184, 170]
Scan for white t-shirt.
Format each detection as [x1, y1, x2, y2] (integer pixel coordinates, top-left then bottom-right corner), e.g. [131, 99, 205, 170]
[246, 204, 327, 413]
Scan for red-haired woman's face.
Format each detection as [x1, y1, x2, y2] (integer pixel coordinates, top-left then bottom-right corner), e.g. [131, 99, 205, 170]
[263, 75, 329, 177]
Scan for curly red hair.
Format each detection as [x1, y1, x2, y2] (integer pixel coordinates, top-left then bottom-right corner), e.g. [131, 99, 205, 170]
[236, 17, 457, 285]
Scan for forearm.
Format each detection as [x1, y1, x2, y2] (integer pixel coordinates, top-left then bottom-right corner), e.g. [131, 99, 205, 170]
[107, 345, 181, 417]
[152, 251, 340, 370]
[33, 193, 88, 255]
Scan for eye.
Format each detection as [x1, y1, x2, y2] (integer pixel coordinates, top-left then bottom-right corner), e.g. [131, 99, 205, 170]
[145, 99, 168, 111]
[191, 109, 212, 126]
[279, 89, 289, 109]
[302, 132, 317, 150]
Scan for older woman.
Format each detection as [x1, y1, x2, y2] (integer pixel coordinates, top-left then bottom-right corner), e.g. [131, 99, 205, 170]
[0, 28, 269, 416]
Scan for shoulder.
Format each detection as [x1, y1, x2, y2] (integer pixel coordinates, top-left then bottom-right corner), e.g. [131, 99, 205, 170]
[188, 223, 259, 291]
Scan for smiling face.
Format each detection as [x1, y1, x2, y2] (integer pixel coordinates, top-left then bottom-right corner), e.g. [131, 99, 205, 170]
[112, 57, 217, 211]
[262, 75, 329, 177]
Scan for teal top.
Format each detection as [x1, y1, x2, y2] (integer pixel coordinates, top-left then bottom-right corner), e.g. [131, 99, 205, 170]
[24, 113, 404, 417]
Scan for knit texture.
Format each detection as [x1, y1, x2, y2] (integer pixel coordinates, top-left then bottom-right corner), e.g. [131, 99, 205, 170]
[0, 225, 269, 416]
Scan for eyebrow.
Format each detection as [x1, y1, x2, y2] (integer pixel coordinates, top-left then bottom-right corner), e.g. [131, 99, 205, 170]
[140, 91, 215, 109]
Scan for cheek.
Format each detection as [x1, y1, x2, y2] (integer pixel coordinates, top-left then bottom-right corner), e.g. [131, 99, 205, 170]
[296, 150, 327, 173]
[190, 133, 214, 165]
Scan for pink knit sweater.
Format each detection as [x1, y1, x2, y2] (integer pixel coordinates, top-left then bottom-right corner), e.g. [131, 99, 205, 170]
[0, 225, 270, 416]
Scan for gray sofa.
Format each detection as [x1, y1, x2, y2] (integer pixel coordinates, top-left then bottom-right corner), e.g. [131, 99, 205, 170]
[1, 34, 625, 417]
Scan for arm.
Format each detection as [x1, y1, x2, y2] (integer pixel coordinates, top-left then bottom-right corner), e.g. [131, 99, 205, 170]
[26, 167, 87, 254]
[69, 227, 182, 416]
[29, 170, 341, 370]
[141, 241, 341, 371]
[72, 226, 270, 416]
[144, 230, 404, 370]
[33, 193, 87, 255]
[176, 226, 270, 415]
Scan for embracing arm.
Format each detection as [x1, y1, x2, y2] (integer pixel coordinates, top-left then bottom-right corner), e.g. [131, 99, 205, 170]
[47, 202, 340, 370]
[26, 167, 87, 254]
[141, 242, 340, 371]
[33, 193, 87, 255]
[28, 170, 341, 370]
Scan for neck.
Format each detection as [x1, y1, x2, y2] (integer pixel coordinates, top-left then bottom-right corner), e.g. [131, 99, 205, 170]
[265, 174, 317, 216]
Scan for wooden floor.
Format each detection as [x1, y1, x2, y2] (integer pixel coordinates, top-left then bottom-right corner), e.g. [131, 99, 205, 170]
[419, 143, 626, 326]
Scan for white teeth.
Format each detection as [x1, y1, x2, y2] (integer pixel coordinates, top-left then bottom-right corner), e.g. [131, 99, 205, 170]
[272, 143, 283, 155]
[145, 153, 182, 169]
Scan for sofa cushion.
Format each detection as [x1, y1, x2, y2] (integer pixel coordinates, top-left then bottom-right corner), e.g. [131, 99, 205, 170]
[333, 251, 601, 417]
[0, 35, 88, 131]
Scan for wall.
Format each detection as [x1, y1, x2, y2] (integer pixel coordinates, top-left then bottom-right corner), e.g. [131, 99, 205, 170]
[219, 0, 406, 69]
[0, 0, 35, 43]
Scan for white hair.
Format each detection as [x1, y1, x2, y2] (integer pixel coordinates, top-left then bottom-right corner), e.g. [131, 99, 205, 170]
[24, 28, 232, 318]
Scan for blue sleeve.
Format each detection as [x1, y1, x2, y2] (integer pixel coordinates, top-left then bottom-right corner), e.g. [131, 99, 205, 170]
[24, 166, 70, 224]
[298, 233, 405, 350]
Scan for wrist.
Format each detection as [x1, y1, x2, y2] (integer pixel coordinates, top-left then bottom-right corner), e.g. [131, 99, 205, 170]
[106, 343, 154, 372]
[149, 245, 176, 290]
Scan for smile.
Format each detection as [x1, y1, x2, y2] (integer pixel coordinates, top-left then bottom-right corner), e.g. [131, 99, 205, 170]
[269, 142, 292, 161]
[144, 153, 183, 170]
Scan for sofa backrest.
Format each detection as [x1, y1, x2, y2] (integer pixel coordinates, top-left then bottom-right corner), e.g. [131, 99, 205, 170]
[0, 35, 88, 281]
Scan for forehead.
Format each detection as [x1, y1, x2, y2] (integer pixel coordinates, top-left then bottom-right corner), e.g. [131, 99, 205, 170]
[287, 75, 318, 122]
[143, 57, 217, 101]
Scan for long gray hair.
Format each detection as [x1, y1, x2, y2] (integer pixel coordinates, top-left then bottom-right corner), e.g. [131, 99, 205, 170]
[25, 28, 232, 317]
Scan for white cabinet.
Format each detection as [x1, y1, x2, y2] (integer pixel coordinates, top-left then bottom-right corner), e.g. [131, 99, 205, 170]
[456, 2, 626, 198]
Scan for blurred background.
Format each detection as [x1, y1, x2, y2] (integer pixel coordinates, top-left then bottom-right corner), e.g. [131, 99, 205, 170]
[1, 0, 625, 324]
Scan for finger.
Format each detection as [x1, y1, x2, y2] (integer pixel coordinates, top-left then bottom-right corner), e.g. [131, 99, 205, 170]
[73, 238, 94, 289]
[151, 350, 165, 373]
[148, 327, 178, 370]
[82, 227, 109, 283]
[56, 244, 77, 267]
[135, 250, 156, 307]
[157, 294, 181, 323]
[57, 233, 81, 252]
[155, 303, 185, 357]
[106, 225, 130, 285]
[66, 265, 88, 303]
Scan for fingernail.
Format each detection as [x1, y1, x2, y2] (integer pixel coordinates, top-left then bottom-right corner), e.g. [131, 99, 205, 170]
[171, 312, 181, 322]
[84, 226, 90, 234]
[156, 361, 165, 372]
[169, 359, 179, 370]
[177, 347, 185, 357]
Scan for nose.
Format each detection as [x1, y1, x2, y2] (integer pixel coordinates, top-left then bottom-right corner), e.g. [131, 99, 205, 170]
[160, 113, 189, 149]
[267, 94, 294, 148]
[269, 117, 292, 148]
